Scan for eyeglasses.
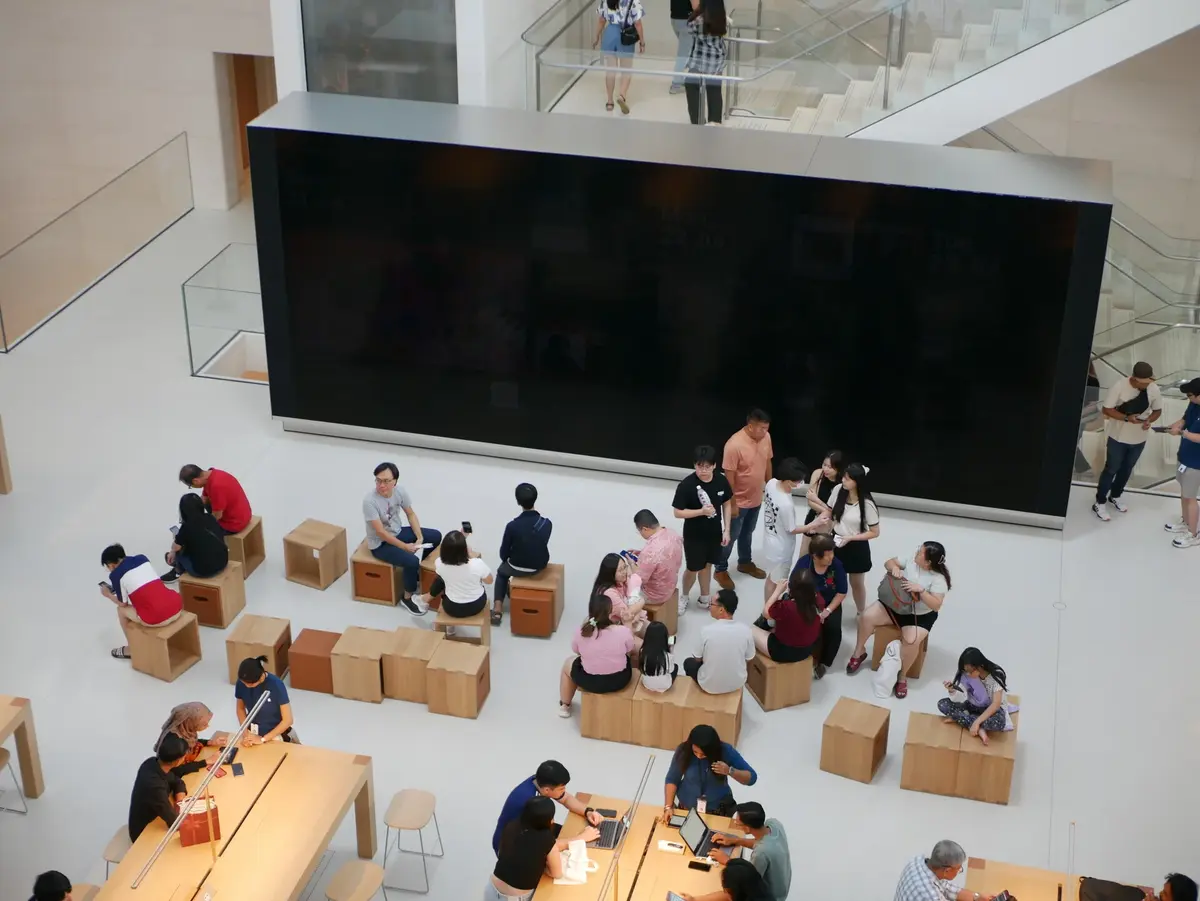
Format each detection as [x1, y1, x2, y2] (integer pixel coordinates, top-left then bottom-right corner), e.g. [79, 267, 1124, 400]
[375, 477, 395, 485]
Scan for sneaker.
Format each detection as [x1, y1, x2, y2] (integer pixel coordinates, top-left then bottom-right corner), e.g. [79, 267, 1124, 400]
[1110, 497, 1129, 514]
[444, 625, 457, 639]
[160, 569, 180, 583]
[1172, 532, 1200, 549]
[677, 594, 689, 616]
[669, 84, 685, 95]
[1092, 503, 1111, 522]
[557, 702, 572, 718]
[1165, 518, 1190, 533]
[696, 595, 712, 608]
[714, 571, 735, 590]
[401, 594, 429, 616]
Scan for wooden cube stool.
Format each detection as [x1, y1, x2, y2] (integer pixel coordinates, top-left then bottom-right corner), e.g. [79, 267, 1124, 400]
[870, 625, 929, 678]
[644, 588, 679, 636]
[331, 627, 395, 703]
[820, 697, 890, 783]
[383, 789, 444, 893]
[289, 628, 342, 694]
[678, 682, 743, 745]
[225, 613, 292, 684]
[631, 680, 692, 749]
[128, 611, 201, 682]
[426, 643, 490, 718]
[326, 860, 385, 901]
[580, 671, 640, 744]
[747, 652, 812, 711]
[352, 539, 402, 606]
[284, 519, 348, 590]
[178, 562, 245, 628]
[955, 695, 1020, 804]
[420, 547, 441, 610]
[225, 515, 265, 577]
[901, 712, 963, 797]
[508, 563, 565, 637]
[383, 628, 445, 704]
[432, 606, 491, 646]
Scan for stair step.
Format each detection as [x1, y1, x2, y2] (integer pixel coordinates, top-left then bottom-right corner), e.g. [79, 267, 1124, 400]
[728, 116, 790, 132]
[929, 38, 962, 75]
[787, 106, 818, 134]
[812, 93, 852, 136]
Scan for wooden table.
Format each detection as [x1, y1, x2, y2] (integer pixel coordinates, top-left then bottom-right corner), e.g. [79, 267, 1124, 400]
[966, 858, 1083, 901]
[626, 813, 739, 901]
[96, 743, 374, 900]
[0, 696, 44, 798]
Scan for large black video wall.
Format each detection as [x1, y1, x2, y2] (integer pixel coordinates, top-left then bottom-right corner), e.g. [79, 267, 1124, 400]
[250, 126, 1108, 519]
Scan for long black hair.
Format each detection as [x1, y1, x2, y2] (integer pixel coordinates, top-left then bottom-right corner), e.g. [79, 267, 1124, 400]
[722, 859, 769, 901]
[500, 795, 556, 856]
[591, 552, 623, 598]
[640, 621, 671, 676]
[831, 462, 874, 533]
[952, 647, 1007, 690]
[689, 0, 728, 36]
[671, 724, 725, 781]
[920, 540, 951, 589]
[784, 568, 819, 624]
[580, 593, 616, 638]
[821, 449, 846, 484]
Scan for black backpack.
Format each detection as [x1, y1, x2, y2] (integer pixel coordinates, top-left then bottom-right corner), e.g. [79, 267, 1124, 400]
[1079, 877, 1145, 901]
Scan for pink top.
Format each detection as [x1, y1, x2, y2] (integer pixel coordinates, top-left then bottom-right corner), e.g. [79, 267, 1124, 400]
[572, 623, 637, 675]
[606, 574, 648, 630]
[637, 528, 683, 603]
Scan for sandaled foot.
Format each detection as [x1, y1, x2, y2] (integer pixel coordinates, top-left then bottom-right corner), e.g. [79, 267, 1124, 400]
[111, 646, 131, 660]
[845, 653, 867, 675]
[491, 609, 503, 626]
[894, 680, 909, 699]
[617, 96, 629, 114]
[605, 102, 615, 112]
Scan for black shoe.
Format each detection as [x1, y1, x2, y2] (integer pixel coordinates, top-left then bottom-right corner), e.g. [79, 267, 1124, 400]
[400, 594, 429, 616]
[160, 569, 180, 583]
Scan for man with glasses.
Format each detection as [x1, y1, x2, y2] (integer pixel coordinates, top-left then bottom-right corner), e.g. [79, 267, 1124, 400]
[895, 841, 994, 901]
[491, 760, 603, 854]
[672, 444, 734, 610]
[364, 461, 442, 615]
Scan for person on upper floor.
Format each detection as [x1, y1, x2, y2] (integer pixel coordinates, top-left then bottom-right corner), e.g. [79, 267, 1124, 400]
[662, 724, 757, 819]
[178, 464, 252, 535]
[363, 461, 443, 616]
[630, 509, 685, 617]
[558, 593, 638, 719]
[235, 656, 298, 744]
[491, 759, 604, 855]
[673, 444, 734, 611]
[1093, 360, 1162, 522]
[827, 462, 880, 613]
[154, 702, 219, 777]
[128, 733, 190, 842]
[161, 493, 229, 583]
[489, 796, 599, 900]
[709, 801, 791, 901]
[100, 543, 184, 663]
[801, 449, 843, 557]
[493, 482, 552, 626]
[1164, 377, 1200, 549]
[716, 409, 774, 588]
[592, 551, 648, 638]
[682, 589, 755, 694]
[790, 533, 848, 679]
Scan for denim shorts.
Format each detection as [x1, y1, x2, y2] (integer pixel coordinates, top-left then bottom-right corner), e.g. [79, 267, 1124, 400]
[601, 23, 635, 54]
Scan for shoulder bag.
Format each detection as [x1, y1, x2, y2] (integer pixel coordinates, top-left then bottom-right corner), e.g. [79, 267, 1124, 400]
[620, 0, 640, 44]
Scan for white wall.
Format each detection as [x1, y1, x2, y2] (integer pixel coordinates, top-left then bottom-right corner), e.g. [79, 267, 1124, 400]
[0, 0, 274, 256]
[270, 0, 308, 97]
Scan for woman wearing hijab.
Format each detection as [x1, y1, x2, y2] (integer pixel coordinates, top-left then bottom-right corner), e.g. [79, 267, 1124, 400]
[154, 702, 218, 776]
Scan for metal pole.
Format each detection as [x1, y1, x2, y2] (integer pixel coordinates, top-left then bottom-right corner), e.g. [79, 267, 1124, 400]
[883, 10, 894, 110]
[131, 690, 273, 888]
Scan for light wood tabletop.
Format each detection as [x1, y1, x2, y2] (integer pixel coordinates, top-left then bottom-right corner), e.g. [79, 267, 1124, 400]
[0, 695, 44, 798]
[626, 813, 740, 901]
[965, 858, 1083, 901]
[95, 742, 374, 900]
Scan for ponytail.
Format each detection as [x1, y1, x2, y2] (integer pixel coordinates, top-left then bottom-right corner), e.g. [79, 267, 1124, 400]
[580, 593, 615, 638]
[236, 655, 269, 684]
[921, 541, 951, 589]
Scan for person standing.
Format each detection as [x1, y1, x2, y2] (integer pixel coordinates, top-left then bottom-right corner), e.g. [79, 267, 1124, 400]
[592, 0, 646, 115]
[827, 463, 880, 613]
[673, 445, 734, 608]
[716, 410, 774, 588]
[493, 483, 552, 626]
[760, 457, 828, 602]
[178, 464, 252, 535]
[669, 0, 693, 94]
[1165, 377, 1200, 549]
[710, 801, 791, 901]
[631, 509, 685, 616]
[1093, 361, 1162, 521]
[684, 0, 729, 125]
[802, 450, 844, 557]
[363, 462, 443, 615]
[683, 588, 755, 693]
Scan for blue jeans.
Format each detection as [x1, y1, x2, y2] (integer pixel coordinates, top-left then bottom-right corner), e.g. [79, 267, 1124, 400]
[370, 527, 443, 592]
[1096, 438, 1145, 503]
[670, 17, 690, 88]
[716, 504, 760, 572]
[493, 560, 543, 609]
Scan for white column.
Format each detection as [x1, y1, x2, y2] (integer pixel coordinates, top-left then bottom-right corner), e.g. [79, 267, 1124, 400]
[270, 0, 307, 97]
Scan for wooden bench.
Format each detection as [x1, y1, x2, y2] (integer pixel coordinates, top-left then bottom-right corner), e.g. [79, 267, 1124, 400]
[580, 671, 640, 744]
[382, 627, 446, 704]
[224, 515, 265, 577]
[746, 652, 812, 711]
[283, 519, 348, 589]
[433, 604, 491, 646]
[508, 563, 565, 637]
[644, 588, 679, 636]
[178, 562, 245, 628]
[630, 678, 742, 749]
[426, 642, 490, 718]
[820, 697, 890, 783]
[225, 613, 291, 683]
[331, 627, 395, 703]
[870, 624, 929, 678]
[128, 611, 202, 682]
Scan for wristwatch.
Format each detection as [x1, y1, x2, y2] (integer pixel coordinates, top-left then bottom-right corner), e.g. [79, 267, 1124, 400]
[585, 806, 595, 818]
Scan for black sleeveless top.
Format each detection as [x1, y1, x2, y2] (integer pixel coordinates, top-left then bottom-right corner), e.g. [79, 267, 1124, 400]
[804, 475, 838, 524]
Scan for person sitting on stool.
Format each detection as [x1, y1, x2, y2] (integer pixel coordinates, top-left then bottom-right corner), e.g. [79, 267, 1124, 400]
[235, 656, 298, 744]
[429, 530, 493, 635]
[492, 483, 552, 626]
[128, 734, 190, 841]
[363, 462, 442, 617]
[161, 493, 228, 583]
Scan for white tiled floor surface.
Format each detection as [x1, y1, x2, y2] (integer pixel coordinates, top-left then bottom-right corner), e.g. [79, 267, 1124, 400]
[0, 203, 1196, 899]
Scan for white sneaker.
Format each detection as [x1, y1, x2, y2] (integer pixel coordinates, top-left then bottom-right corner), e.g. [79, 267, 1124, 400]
[557, 702, 572, 718]
[1172, 532, 1200, 549]
[1164, 518, 1189, 533]
[677, 594, 689, 616]
[696, 595, 712, 608]
[1110, 497, 1128, 513]
[402, 594, 429, 616]
[444, 625, 457, 638]
[1092, 503, 1111, 522]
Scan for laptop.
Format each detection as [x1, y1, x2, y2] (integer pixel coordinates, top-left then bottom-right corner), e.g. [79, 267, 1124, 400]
[590, 810, 630, 850]
[677, 807, 732, 859]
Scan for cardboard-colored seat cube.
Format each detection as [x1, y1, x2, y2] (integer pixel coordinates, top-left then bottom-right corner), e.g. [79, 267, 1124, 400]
[331, 627, 395, 703]
[901, 712, 963, 796]
[508, 563, 565, 638]
[289, 628, 341, 694]
[225, 515, 265, 578]
[746, 652, 812, 711]
[433, 604, 491, 646]
[283, 519, 348, 590]
[129, 611, 202, 682]
[820, 697, 890, 783]
[178, 562, 245, 628]
[631, 680, 691, 749]
[870, 625, 929, 678]
[352, 539, 401, 606]
[580, 671, 640, 743]
[955, 696, 1020, 805]
[426, 642, 490, 718]
[225, 613, 292, 684]
[644, 588, 679, 636]
[679, 682, 743, 745]
[382, 627, 445, 704]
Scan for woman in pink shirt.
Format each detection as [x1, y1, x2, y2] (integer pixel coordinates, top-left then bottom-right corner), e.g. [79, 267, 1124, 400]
[558, 594, 637, 719]
[593, 553, 648, 641]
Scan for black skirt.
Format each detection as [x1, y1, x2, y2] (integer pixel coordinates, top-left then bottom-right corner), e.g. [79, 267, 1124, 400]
[834, 538, 872, 574]
[443, 593, 487, 618]
[884, 605, 939, 633]
[571, 658, 633, 694]
[767, 634, 815, 663]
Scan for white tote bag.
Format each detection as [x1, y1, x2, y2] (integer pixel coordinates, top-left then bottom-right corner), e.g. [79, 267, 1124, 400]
[553, 839, 599, 885]
[872, 640, 902, 698]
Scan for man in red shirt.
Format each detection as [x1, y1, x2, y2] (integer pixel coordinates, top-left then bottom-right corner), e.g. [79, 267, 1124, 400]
[178, 465, 252, 534]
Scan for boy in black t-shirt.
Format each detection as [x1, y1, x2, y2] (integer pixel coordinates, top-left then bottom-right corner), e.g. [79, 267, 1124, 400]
[672, 445, 734, 609]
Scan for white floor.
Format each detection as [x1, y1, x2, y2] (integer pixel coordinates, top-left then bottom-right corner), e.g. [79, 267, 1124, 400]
[0, 203, 1196, 900]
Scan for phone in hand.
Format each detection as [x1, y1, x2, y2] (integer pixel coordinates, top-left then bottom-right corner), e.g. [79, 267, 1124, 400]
[1151, 426, 1170, 432]
[688, 860, 712, 872]
[461, 520, 473, 534]
[668, 893, 688, 901]
[231, 762, 244, 777]
[995, 891, 1012, 901]
[98, 581, 109, 590]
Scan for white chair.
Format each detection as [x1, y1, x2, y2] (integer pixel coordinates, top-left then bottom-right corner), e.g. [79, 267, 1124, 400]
[0, 747, 27, 814]
[383, 789, 443, 894]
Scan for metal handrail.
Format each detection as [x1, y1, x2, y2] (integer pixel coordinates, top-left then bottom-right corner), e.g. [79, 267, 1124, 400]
[131, 690, 273, 888]
[727, 0, 901, 46]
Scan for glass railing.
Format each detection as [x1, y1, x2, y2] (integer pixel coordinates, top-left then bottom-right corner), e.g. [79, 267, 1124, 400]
[0, 133, 193, 351]
[182, 242, 267, 384]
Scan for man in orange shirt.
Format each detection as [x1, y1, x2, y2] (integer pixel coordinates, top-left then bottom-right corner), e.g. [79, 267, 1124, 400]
[715, 409, 773, 589]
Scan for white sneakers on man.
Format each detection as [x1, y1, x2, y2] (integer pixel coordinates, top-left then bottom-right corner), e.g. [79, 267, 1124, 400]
[1110, 497, 1129, 513]
[1092, 503, 1111, 522]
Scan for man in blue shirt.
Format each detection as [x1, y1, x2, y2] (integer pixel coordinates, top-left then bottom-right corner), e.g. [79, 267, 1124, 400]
[491, 760, 600, 854]
[492, 483, 553, 626]
[235, 656, 297, 743]
[1166, 377, 1200, 549]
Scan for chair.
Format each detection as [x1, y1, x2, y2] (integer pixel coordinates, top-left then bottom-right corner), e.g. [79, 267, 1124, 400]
[326, 860, 385, 901]
[383, 789, 443, 893]
[0, 747, 28, 813]
[103, 824, 132, 877]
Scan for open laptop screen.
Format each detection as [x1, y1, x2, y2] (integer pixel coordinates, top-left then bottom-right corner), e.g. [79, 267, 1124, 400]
[678, 808, 707, 855]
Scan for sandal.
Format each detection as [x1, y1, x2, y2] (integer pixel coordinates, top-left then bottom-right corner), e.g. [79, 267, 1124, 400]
[616, 96, 630, 115]
[111, 646, 131, 660]
[605, 102, 615, 112]
[491, 609, 503, 626]
[813, 663, 827, 681]
[894, 680, 908, 699]
[845, 653, 867, 675]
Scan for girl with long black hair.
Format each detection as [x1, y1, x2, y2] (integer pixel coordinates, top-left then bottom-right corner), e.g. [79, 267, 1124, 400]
[639, 620, 677, 691]
[801, 449, 844, 556]
[750, 569, 822, 663]
[489, 796, 600, 899]
[662, 724, 757, 819]
[938, 647, 1014, 745]
[827, 462, 880, 612]
[558, 593, 637, 718]
[162, 492, 228, 581]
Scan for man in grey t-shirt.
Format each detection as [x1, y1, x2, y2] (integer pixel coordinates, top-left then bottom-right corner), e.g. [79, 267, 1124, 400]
[363, 461, 442, 615]
[711, 801, 791, 901]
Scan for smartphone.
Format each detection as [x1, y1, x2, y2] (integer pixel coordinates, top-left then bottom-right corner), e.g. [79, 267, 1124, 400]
[688, 860, 712, 872]
[98, 581, 109, 589]
[595, 808, 617, 818]
[223, 747, 238, 765]
[669, 813, 687, 828]
[231, 762, 244, 777]
[668, 894, 688, 901]
[995, 892, 1011, 901]
[212, 766, 226, 779]
[461, 520, 473, 534]
[1152, 426, 1170, 432]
